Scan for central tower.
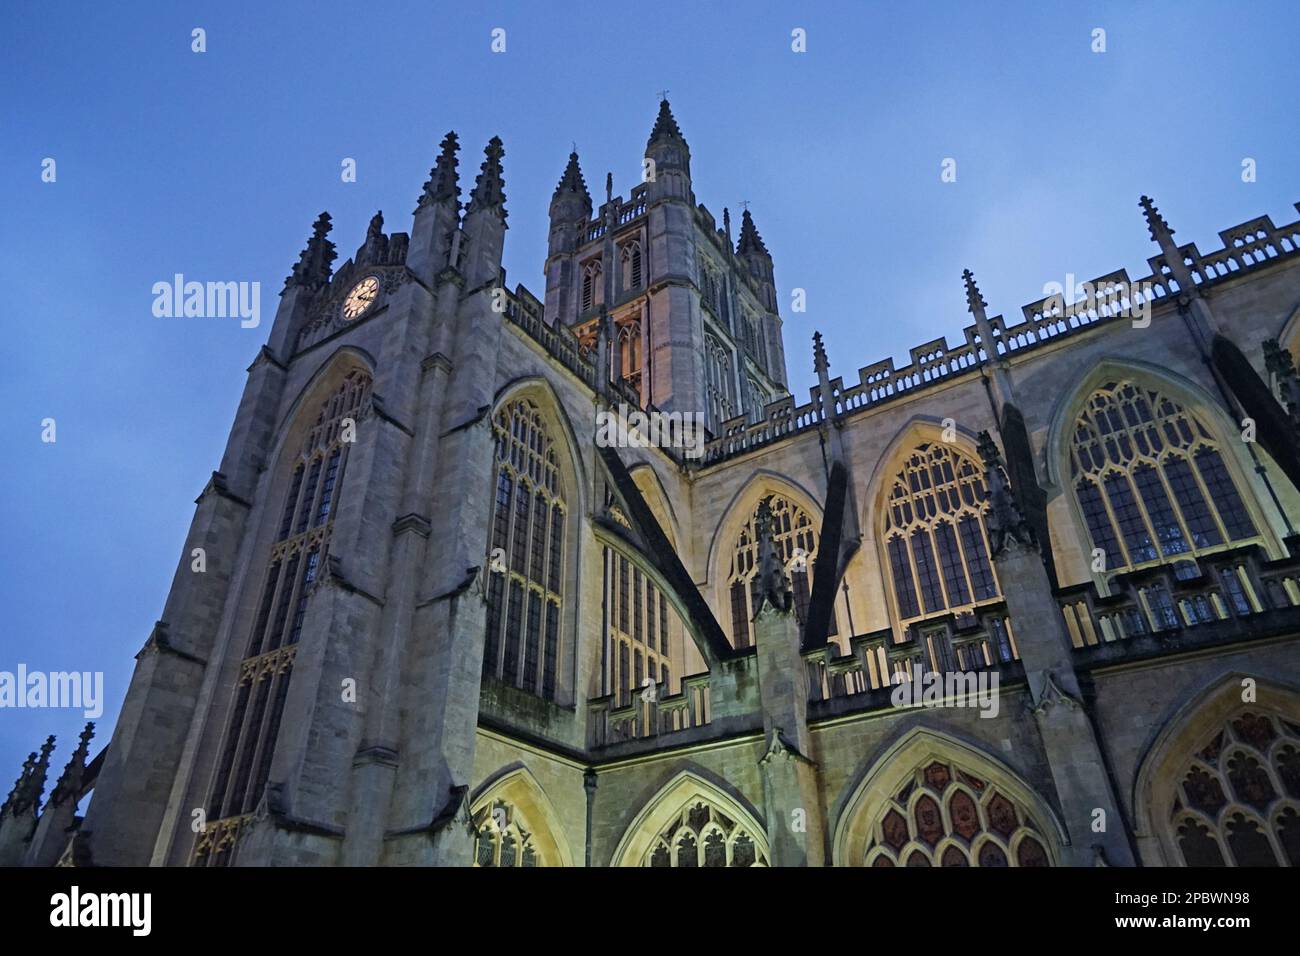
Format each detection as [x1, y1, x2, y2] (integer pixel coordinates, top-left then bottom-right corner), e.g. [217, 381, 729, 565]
[542, 100, 788, 434]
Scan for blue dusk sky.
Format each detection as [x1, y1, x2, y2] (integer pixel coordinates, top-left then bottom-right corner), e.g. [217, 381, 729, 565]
[1, 1, 1297, 785]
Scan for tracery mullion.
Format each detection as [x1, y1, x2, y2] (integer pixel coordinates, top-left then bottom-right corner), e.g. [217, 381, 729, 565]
[1150, 453, 1200, 558]
[1187, 447, 1238, 546]
[223, 666, 272, 817]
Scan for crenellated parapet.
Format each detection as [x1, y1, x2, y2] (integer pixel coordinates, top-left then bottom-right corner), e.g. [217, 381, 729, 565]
[700, 200, 1300, 466]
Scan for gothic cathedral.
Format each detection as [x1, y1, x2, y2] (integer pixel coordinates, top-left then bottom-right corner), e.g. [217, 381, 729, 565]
[7, 101, 1300, 868]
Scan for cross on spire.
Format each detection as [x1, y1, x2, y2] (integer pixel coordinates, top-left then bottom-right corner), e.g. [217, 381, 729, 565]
[738, 199, 751, 211]
[657, 89, 670, 101]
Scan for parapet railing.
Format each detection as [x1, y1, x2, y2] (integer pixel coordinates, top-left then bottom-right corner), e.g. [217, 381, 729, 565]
[1059, 545, 1300, 649]
[587, 672, 712, 749]
[805, 604, 1019, 704]
[584, 185, 650, 242]
[700, 203, 1300, 466]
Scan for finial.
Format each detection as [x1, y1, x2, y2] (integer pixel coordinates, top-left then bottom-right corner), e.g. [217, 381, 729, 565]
[468, 136, 508, 217]
[51, 723, 95, 806]
[736, 207, 768, 256]
[605, 171, 613, 204]
[553, 150, 590, 205]
[658, 88, 670, 102]
[648, 98, 685, 145]
[813, 331, 829, 374]
[962, 268, 987, 314]
[418, 131, 461, 207]
[367, 210, 384, 239]
[287, 212, 337, 290]
[1139, 195, 1173, 242]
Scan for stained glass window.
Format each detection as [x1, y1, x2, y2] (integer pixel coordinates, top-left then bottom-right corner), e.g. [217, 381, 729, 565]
[1070, 381, 1261, 574]
[1168, 710, 1299, 866]
[197, 368, 371, 865]
[483, 399, 566, 700]
[863, 760, 1053, 867]
[883, 444, 1001, 627]
[727, 495, 837, 647]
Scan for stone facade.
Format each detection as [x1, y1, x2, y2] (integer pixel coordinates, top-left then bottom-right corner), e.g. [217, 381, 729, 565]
[6, 102, 1300, 868]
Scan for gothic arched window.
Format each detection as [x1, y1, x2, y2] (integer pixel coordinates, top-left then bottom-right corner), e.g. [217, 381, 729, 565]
[747, 377, 767, 425]
[882, 443, 1000, 627]
[581, 258, 603, 313]
[1167, 710, 1300, 866]
[617, 317, 642, 392]
[726, 494, 835, 648]
[620, 240, 643, 292]
[863, 760, 1053, 867]
[644, 800, 768, 867]
[1071, 382, 1260, 576]
[603, 547, 684, 705]
[483, 399, 567, 701]
[698, 262, 721, 317]
[704, 334, 734, 434]
[473, 800, 542, 867]
[198, 368, 371, 864]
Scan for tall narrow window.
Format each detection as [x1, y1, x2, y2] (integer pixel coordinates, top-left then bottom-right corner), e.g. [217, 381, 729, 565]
[581, 259, 603, 313]
[704, 334, 734, 434]
[617, 317, 642, 393]
[726, 494, 835, 647]
[603, 547, 682, 702]
[482, 399, 566, 700]
[196, 368, 370, 867]
[1069, 381, 1262, 575]
[621, 240, 643, 291]
[882, 443, 1000, 628]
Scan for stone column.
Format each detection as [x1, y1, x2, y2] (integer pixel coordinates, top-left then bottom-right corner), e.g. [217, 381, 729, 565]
[977, 432, 1134, 866]
[750, 501, 826, 866]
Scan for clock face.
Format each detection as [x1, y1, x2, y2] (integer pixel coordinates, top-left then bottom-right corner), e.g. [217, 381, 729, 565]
[342, 276, 380, 320]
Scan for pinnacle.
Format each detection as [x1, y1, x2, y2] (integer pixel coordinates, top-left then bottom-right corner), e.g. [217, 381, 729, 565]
[468, 136, 507, 216]
[736, 208, 768, 256]
[962, 268, 987, 313]
[553, 150, 590, 200]
[419, 131, 460, 206]
[647, 98, 685, 146]
[1139, 195, 1173, 242]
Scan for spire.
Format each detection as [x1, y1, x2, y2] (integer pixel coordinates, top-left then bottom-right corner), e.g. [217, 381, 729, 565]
[647, 98, 686, 147]
[467, 136, 507, 217]
[552, 151, 589, 203]
[736, 208, 769, 257]
[51, 723, 94, 807]
[1139, 195, 1173, 243]
[962, 268, 987, 315]
[286, 212, 337, 290]
[418, 131, 460, 208]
